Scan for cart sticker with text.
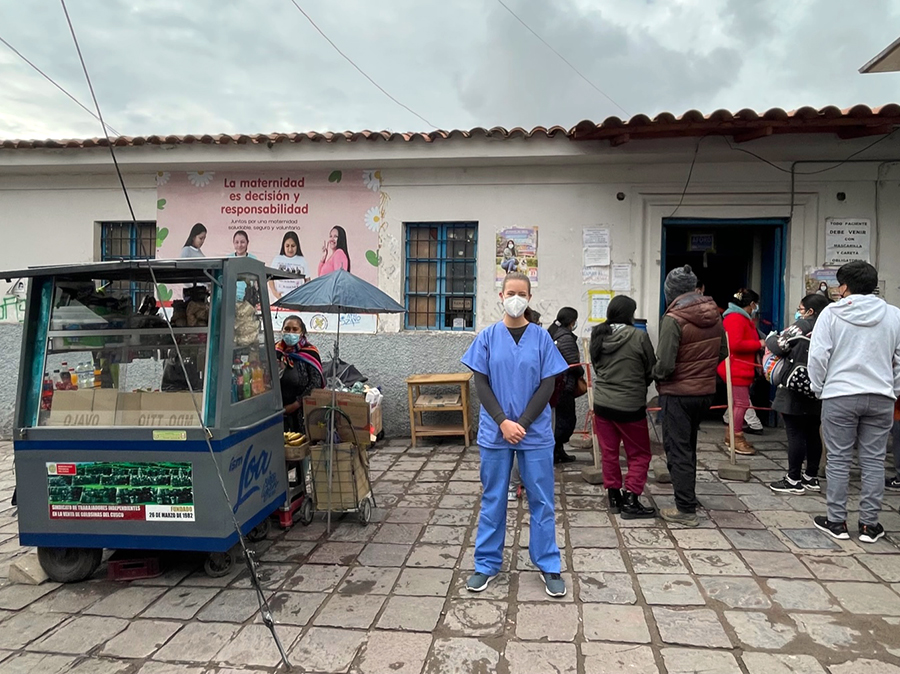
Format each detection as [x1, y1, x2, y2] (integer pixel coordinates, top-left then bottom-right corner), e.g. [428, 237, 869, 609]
[47, 461, 195, 522]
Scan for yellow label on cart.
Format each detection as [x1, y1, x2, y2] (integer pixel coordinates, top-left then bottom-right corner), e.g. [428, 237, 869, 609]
[153, 430, 187, 441]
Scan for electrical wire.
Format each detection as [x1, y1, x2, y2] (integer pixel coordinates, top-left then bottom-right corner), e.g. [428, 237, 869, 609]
[495, 0, 629, 118]
[285, 0, 436, 129]
[669, 134, 711, 217]
[58, 0, 291, 668]
[0, 34, 121, 137]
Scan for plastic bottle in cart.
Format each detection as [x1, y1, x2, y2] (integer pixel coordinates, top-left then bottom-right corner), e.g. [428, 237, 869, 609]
[60, 363, 71, 389]
[41, 373, 54, 411]
[232, 359, 242, 402]
[81, 362, 94, 389]
[93, 365, 102, 388]
[241, 357, 252, 399]
[251, 361, 263, 395]
[69, 367, 78, 389]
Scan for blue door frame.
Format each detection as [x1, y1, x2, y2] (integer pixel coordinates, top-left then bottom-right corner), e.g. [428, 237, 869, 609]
[661, 217, 788, 333]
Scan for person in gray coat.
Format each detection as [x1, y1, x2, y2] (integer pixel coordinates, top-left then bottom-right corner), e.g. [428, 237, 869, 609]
[590, 295, 658, 518]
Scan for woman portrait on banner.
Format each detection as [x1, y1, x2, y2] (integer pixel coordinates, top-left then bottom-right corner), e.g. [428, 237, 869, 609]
[276, 315, 324, 433]
[318, 225, 351, 276]
[500, 239, 518, 274]
[269, 231, 309, 301]
[180, 223, 207, 258]
[461, 271, 569, 599]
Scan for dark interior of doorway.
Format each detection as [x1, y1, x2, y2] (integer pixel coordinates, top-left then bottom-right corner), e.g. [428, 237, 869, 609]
[661, 217, 788, 424]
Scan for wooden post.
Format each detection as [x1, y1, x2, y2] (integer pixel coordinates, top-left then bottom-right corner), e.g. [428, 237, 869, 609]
[725, 333, 736, 465]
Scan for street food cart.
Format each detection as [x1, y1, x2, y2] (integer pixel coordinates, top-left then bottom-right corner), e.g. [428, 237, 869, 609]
[5, 257, 292, 582]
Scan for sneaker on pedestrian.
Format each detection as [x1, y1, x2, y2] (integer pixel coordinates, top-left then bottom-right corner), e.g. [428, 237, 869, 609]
[742, 424, 764, 436]
[541, 572, 567, 597]
[769, 477, 804, 495]
[813, 515, 850, 540]
[801, 475, 821, 492]
[660, 507, 699, 527]
[886, 476, 900, 491]
[859, 522, 886, 544]
[507, 486, 517, 502]
[466, 572, 495, 592]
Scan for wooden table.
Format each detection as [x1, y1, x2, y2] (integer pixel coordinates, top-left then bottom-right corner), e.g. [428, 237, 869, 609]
[406, 372, 473, 448]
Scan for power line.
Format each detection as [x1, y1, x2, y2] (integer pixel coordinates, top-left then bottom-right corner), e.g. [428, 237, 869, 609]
[495, 0, 630, 118]
[285, 0, 436, 129]
[0, 34, 121, 137]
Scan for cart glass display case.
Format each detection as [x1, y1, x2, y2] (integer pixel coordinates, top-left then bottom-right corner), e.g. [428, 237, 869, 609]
[6, 258, 290, 581]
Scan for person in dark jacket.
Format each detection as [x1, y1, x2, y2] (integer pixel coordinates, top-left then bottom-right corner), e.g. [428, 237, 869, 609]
[653, 265, 728, 527]
[548, 307, 584, 464]
[590, 295, 657, 518]
[768, 293, 831, 495]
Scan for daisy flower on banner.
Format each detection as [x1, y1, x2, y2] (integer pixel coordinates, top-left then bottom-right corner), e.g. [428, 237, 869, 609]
[187, 171, 215, 187]
[362, 169, 382, 192]
[365, 206, 385, 232]
[155, 171, 171, 186]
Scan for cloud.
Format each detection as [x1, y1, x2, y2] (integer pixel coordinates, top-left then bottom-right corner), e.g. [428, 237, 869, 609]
[0, 0, 899, 139]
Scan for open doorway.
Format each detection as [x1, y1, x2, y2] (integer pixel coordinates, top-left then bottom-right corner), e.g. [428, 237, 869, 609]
[661, 217, 787, 334]
[661, 217, 788, 424]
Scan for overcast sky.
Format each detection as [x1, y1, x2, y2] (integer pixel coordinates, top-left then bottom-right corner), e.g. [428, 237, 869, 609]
[1, 0, 899, 139]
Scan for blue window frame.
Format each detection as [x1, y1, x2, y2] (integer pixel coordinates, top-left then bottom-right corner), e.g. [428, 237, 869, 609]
[100, 221, 157, 307]
[405, 222, 477, 330]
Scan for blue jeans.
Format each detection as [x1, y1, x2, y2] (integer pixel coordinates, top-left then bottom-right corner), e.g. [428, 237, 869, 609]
[475, 447, 560, 575]
[822, 394, 894, 526]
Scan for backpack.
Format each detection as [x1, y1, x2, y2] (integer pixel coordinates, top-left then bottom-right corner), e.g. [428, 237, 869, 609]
[763, 343, 786, 386]
[765, 327, 815, 398]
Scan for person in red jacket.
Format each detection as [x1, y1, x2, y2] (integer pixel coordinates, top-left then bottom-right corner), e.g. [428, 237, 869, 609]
[717, 288, 765, 455]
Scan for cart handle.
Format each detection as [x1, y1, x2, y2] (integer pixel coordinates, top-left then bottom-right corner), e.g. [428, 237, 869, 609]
[229, 410, 284, 434]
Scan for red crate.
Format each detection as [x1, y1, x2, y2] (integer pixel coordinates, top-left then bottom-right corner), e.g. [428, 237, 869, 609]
[107, 556, 162, 581]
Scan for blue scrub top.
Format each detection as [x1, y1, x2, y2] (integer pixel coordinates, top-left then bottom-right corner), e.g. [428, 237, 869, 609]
[461, 321, 568, 450]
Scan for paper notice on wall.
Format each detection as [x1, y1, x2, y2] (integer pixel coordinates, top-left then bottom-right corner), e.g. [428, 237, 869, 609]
[583, 228, 612, 282]
[588, 290, 615, 323]
[612, 264, 632, 291]
[496, 226, 539, 286]
[824, 218, 870, 266]
[582, 266, 610, 286]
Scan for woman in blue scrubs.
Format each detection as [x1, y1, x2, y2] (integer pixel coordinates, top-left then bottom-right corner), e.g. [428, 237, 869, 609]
[461, 272, 569, 597]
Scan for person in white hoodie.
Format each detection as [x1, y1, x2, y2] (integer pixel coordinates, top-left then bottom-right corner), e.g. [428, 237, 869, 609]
[808, 261, 900, 544]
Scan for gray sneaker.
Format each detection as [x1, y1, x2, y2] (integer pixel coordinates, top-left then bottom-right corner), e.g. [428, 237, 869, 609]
[466, 572, 495, 592]
[660, 507, 700, 528]
[541, 572, 567, 597]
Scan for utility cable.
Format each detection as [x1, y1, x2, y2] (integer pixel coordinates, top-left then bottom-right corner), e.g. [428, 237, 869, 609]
[495, 0, 629, 118]
[286, 0, 436, 129]
[0, 34, 121, 137]
[59, 0, 291, 668]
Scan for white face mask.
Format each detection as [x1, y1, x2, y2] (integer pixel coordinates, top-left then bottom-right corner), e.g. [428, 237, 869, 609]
[502, 295, 529, 319]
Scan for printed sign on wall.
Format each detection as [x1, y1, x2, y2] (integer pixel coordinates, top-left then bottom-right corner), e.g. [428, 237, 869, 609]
[156, 169, 389, 333]
[824, 218, 870, 266]
[496, 227, 539, 286]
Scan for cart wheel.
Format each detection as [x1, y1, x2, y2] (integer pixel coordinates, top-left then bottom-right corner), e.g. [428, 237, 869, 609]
[37, 547, 102, 583]
[299, 497, 314, 526]
[204, 550, 235, 578]
[358, 497, 372, 526]
[247, 518, 271, 542]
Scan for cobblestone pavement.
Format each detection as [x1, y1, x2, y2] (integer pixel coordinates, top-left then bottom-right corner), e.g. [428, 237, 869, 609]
[3, 426, 900, 673]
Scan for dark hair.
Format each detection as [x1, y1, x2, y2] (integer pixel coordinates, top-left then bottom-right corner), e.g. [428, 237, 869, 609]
[331, 225, 351, 273]
[836, 260, 878, 295]
[233, 230, 249, 242]
[282, 315, 306, 335]
[184, 223, 207, 248]
[548, 307, 578, 339]
[799, 293, 831, 318]
[732, 288, 760, 308]
[593, 295, 637, 337]
[280, 231, 303, 257]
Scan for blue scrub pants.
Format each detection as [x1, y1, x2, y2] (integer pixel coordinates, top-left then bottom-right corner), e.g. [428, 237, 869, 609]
[475, 446, 560, 575]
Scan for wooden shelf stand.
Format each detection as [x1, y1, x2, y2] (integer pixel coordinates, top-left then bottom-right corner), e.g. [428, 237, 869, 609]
[406, 372, 473, 448]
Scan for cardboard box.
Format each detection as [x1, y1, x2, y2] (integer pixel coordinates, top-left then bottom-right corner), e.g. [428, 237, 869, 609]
[309, 442, 370, 510]
[303, 389, 378, 447]
[48, 390, 99, 427]
[415, 392, 460, 408]
[116, 392, 203, 427]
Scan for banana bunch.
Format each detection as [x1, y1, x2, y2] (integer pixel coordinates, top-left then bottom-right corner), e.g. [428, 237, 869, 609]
[284, 432, 307, 446]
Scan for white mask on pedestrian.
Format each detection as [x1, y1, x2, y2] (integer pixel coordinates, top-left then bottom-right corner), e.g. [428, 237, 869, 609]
[503, 295, 529, 319]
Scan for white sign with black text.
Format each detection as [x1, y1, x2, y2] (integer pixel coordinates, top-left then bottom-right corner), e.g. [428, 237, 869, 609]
[824, 218, 870, 266]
